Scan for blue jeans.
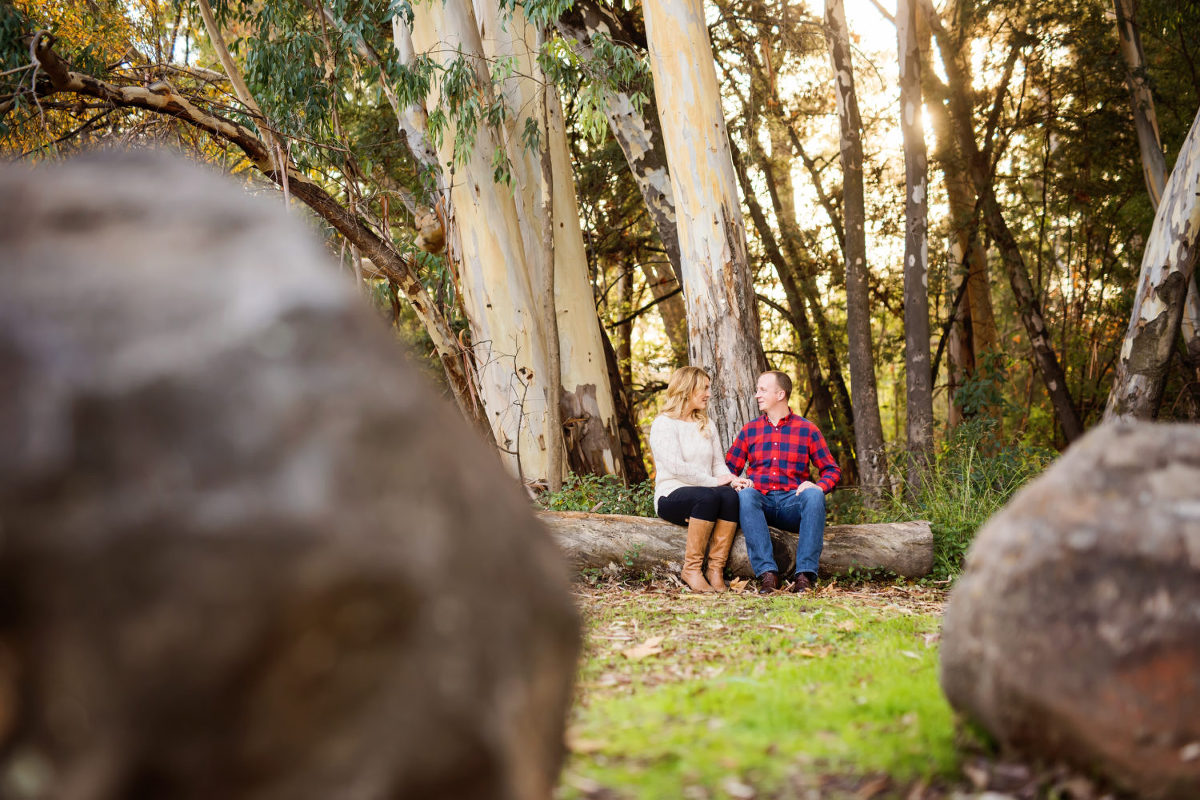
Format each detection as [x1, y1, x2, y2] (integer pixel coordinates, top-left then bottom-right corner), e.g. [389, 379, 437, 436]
[737, 487, 826, 578]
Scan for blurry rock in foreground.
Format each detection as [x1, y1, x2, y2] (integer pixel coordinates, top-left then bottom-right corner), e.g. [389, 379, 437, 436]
[940, 422, 1200, 799]
[0, 151, 579, 800]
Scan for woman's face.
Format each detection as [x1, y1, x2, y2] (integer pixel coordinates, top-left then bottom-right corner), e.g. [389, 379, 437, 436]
[687, 378, 711, 412]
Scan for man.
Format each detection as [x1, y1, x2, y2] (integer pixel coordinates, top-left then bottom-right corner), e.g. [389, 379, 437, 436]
[725, 371, 841, 594]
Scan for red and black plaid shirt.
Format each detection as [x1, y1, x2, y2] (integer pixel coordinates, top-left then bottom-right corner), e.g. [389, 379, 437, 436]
[725, 412, 841, 494]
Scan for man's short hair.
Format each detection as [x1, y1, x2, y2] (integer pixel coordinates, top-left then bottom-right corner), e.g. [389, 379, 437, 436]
[763, 370, 792, 398]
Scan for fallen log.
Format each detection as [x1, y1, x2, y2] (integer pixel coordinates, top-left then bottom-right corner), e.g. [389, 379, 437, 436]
[538, 511, 934, 579]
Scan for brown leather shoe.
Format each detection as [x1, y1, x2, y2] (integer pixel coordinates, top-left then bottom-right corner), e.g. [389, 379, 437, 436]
[757, 571, 780, 595]
[787, 573, 815, 594]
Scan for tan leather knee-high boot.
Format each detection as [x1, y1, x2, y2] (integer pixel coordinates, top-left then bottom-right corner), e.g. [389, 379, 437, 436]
[705, 519, 737, 591]
[681, 518, 716, 592]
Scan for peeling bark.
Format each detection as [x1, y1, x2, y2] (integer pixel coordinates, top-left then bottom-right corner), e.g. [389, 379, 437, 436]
[410, 2, 554, 481]
[409, 1, 626, 482]
[1105, 109, 1200, 420]
[1111, 0, 1200, 406]
[556, 2, 689, 363]
[1113, 0, 1168, 207]
[643, 0, 767, 448]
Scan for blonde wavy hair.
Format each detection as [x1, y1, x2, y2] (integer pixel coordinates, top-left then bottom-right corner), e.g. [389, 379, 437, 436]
[660, 366, 712, 431]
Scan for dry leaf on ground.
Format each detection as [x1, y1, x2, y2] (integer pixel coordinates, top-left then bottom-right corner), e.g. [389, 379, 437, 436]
[622, 635, 665, 660]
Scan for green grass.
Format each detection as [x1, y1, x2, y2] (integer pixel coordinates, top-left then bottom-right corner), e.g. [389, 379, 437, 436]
[559, 587, 958, 799]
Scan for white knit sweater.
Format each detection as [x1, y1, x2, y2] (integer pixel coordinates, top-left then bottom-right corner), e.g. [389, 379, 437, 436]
[649, 414, 732, 505]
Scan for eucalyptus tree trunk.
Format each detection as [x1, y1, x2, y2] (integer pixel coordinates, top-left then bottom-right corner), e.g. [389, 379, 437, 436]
[535, 26, 564, 493]
[1113, 0, 1167, 207]
[946, 267, 973, 428]
[409, 1, 554, 482]
[475, 0, 627, 480]
[898, 0, 932, 475]
[824, 0, 887, 500]
[556, 1, 689, 363]
[1112, 0, 1200, 401]
[756, 107, 858, 461]
[1105, 108, 1200, 420]
[643, 0, 766, 448]
[405, 1, 628, 483]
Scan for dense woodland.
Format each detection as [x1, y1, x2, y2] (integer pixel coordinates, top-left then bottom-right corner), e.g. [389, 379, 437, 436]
[3, 0, 1198, 498]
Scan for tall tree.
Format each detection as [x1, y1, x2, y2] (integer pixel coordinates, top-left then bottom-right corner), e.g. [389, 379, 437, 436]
[923, 0, 1085, 442]
[555, 1, 690, 364]
[643, 0, 767, 447]
[1105, 107, 1200, 419]
[1112, 0, 1200, 404]
[824, 0, 887, 500]
[898, 0, 933, 476]
[407, 0, 628, 483]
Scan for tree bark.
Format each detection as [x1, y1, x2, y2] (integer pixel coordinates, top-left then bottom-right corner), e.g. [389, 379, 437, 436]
[918, 16, 999, 379]
[898, 0, 933, 477]
[411, 1, 627, 482]
[1105, 107, 1200, 420]
[536, 26, 564, 493]
[556, 2, 690, 364]
[599, 325, 650, 483]
[1112, 0, 1200, 407]
[824, 0, 888, 500]
[539, 512, 934, 579]
[643, 0, 767, 448]
[410, 1, 555, 482]
[1113, 0, 1168, 207]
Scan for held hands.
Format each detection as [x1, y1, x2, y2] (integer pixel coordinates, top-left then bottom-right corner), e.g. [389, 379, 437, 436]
[730, 476, 754, 490]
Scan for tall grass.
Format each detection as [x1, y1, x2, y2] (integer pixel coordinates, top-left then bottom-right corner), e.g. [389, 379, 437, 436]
[861, 419, 1054, 580]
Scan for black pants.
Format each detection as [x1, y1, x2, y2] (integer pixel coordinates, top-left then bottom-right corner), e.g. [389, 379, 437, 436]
[657, 485, 739, 526]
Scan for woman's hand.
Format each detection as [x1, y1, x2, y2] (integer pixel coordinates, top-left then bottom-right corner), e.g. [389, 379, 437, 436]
[716, 473, 735, 486]
[730, 476, 753, 490]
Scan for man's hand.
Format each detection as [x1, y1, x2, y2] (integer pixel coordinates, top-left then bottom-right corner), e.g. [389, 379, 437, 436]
[731, 476, 753, 490]
[795, 480, 819, 495]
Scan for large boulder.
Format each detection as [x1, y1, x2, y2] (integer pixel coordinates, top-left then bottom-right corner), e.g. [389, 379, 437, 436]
[0, 152, 579, 800]
[940, 422, 1200, 798]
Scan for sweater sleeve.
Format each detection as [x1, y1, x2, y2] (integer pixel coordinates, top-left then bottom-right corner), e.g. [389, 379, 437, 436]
[649, 417, 722, 487]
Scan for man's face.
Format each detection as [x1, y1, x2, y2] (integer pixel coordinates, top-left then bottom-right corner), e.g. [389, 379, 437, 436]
[755, 374, 783, 412]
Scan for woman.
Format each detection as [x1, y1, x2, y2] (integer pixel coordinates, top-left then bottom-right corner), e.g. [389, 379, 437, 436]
[649, 367, 752, 592]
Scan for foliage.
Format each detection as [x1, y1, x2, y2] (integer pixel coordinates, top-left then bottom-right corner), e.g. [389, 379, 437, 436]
[953, 352, 1014, 419]
[870, 419, 1054, 581]
[562, 586, 959, 798]
[538, 473, 655, 517]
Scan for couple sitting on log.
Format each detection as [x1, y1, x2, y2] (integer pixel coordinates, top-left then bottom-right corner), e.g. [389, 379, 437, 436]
[649, 367, 841, 595]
